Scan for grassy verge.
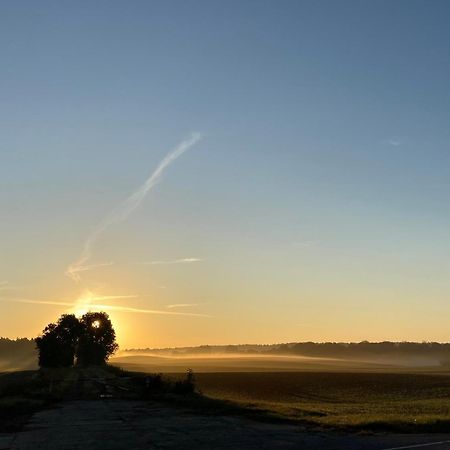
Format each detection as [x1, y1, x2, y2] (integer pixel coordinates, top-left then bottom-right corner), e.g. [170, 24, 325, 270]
[0, 366, 197, 432]
[0, 397, 47, 432]
[0, 371, 48, 432]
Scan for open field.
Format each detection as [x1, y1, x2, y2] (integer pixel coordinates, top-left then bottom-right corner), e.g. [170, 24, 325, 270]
[110, 354, 450, 432]
[189, 371, 450, 432]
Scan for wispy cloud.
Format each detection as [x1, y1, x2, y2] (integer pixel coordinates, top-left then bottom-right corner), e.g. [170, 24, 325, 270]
[0, 297, 210, 318]
[6, 299, 73, 308]
[66, 132, 203, 282]
[87, 303, 210, 317]
[66, 262, 114, 275]
[383, 138, 404, 147]
[83, 294, 138, 301]
[166, 303, 202, 309]
[146, 257, 203, 265]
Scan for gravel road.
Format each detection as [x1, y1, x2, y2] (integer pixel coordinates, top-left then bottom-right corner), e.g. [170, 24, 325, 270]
[2, 399, 450, 450]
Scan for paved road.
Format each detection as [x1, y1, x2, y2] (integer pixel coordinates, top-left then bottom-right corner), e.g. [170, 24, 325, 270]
[2, 400, 450, 450]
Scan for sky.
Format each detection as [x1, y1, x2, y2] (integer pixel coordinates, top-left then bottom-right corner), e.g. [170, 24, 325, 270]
[1, 0, 450, 348]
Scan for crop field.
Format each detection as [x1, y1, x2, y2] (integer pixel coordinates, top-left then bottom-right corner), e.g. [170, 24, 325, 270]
[191, 371, 450, 432]
[114, 354, 450, 432]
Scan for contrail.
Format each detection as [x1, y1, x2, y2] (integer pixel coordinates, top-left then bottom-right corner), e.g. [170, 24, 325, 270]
[69, 262, 115, 274]
[166, 303, 202, 309]
[0, 297, 211, 318]
[66, 132, 202, 282]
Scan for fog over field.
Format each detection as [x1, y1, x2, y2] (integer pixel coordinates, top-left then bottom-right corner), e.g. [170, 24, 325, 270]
[3, 338, 450, 373]
[111, 353, 444, 373]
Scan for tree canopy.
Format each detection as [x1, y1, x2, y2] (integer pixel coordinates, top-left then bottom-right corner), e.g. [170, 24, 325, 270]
[35, 312, 118, 367]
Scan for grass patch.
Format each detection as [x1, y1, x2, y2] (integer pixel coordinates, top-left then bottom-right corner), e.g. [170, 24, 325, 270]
[0, 396, 48, 432]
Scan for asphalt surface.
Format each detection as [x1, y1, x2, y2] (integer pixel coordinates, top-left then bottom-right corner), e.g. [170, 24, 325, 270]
[2, 400, 450, 450]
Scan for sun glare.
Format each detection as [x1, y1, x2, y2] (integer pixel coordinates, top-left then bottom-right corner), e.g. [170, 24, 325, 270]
[69, 289, 124, 338]
[72, 290, 95, 317]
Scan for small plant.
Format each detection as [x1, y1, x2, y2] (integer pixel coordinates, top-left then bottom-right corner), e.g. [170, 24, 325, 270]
[174, 369, 196, 394]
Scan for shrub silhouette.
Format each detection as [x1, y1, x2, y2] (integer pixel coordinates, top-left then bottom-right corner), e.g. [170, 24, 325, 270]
[36, 312, 118, 367]
[174, 369, 196, 394]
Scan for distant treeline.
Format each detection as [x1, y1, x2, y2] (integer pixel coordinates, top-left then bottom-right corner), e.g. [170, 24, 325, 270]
[6, 339, 450, 369]
[0, 337, 37, 370]
[124, 342, 450, 364]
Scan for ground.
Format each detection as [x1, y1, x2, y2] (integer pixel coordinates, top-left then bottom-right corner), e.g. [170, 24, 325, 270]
[3, 399, 450, 449]
[4, 366, 450, 449]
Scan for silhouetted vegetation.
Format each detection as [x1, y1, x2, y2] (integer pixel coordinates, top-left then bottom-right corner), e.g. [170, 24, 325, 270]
[130, 368, 197, 397]
[0, 338, 37, 370]
[76, 312, 118, 366]
[35, 314, 82, 367]
[35, 312, 118, 368]
[174, 369, 196, 394]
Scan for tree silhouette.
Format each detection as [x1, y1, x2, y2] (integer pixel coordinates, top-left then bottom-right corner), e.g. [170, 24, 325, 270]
[56, 314, 84, 366]
[36, 322, 62, 367]
[36, 312, 118, 367]
[76, 312, 118, 366]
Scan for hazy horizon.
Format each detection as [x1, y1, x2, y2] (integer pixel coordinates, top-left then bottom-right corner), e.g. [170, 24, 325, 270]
[2, 1, 450, 348]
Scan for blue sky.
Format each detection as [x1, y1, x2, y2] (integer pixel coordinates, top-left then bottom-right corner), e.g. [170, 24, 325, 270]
[1, 1, 450, 347]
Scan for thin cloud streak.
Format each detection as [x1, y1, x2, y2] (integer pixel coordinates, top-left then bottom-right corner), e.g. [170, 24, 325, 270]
[166, 303, 202, 309]
[0, 298, 73, 308]
[86, 294, 138, 301]
[147, 258, 203, 265]
[89, 303, 211, 317]
[0, 298, 210, 318]
[66, 132, 203, 282]
[68, 262, 114, 274]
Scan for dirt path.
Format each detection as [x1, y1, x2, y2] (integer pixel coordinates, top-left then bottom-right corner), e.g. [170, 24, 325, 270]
[2, 400, 450, 450]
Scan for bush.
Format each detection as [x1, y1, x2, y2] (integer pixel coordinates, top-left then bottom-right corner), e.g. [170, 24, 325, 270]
[174, 369, 196, 395]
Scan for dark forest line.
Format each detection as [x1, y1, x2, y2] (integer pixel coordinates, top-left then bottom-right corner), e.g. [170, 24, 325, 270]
[125, 341, 450, 363]
[0, 338, 37, 370]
